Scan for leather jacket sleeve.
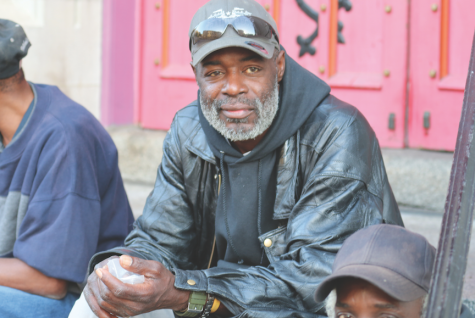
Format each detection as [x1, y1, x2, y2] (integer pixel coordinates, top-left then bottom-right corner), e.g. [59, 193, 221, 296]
[121, 117, 201, 271]
[87, 114, 203, 271]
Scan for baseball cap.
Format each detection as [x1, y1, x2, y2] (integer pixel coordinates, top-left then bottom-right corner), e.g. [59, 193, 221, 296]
[0, 19, 31, 79]
[189, 0, 279, 66]
[314, 224, 436, 303]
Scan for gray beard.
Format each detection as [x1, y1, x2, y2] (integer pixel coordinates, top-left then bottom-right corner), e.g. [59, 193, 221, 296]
[200, 80, 279, 141]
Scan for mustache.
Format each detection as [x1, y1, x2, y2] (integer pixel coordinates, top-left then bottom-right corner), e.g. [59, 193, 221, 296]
[203, 96, 262, 112]
[199, 79, 279, 142]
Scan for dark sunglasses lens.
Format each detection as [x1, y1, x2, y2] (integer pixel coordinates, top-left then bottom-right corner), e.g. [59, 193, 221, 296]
[248, 17, 273, 39]
[192, 18, 227, 45]
[231, 16, 257, 37]
[191, 16, 277, 51]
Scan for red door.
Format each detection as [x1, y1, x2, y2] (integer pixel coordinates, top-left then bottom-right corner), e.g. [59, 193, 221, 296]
[135, 0, 474, 151]
[137, 0, 408, 148]
[278, 0, 408, 148]
[408, 0, 475, 151]
[136, 0, 279, 130]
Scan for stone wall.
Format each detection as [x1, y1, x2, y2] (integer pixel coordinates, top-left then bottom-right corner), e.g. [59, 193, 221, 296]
[0, 0, 102, 118]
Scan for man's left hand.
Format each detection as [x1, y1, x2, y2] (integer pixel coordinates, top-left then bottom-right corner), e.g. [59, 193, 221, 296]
[86, 255, 190, 318]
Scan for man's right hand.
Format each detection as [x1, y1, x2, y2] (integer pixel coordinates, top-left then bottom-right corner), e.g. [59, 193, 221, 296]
[83, 256, 118, 318]
[83, 255, 191, 318]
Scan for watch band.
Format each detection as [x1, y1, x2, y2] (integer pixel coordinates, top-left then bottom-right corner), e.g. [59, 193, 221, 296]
[200, 294, 215, 317]
[175, 291, 208, 317]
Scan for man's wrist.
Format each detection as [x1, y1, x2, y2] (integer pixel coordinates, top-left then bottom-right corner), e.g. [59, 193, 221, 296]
[172, 285, 191, 312]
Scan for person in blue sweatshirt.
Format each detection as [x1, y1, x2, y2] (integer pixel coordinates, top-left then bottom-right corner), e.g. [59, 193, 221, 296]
[0, 19, 134, 317]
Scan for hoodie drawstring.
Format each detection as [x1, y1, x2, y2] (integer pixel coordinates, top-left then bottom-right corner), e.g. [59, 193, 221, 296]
[257, 159, 265, 265]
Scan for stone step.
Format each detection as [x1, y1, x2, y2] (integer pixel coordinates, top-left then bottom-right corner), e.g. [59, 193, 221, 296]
[382, 148, 452, 213]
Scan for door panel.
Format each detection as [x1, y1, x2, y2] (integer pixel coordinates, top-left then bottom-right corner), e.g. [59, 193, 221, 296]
[139, 0, 202, 130]
[138, 0, 278, 130]
[409, 0, 475, 150]
[278, 0, 408, 148]
[136, 0, 474, 150]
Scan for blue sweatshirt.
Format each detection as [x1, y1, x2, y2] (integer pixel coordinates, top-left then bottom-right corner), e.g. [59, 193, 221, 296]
[0, 83, 134, 284]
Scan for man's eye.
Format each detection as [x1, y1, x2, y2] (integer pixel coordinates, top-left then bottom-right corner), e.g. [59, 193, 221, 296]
[337, 314, 353, 318]
[245, 67, 260, 74]
[207, 71, 222, 77]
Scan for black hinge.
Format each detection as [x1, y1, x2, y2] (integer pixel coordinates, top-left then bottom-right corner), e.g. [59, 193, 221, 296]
[423, 111, 431, 129]
[388, 113, 396, 130]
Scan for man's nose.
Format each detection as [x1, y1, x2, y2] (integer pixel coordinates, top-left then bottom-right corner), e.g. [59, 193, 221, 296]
[222, 72, 247, 96]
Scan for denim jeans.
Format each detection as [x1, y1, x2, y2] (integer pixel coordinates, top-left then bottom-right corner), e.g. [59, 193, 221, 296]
[0, 285, 79, 318]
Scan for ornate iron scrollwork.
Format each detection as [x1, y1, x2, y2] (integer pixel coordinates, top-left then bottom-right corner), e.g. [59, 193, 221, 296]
[296, 0, 319, 57]
[296, 0, 352, 57]
[337, 0, 352, 44]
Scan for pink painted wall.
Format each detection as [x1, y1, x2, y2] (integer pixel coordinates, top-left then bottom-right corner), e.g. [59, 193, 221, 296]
[101, 0, 136, 126]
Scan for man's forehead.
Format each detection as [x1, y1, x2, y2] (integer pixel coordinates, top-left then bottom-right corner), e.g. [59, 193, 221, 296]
[336, 278, 400, 303]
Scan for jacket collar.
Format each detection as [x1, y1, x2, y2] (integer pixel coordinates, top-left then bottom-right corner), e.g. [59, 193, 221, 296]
[184, 123, 216, 165]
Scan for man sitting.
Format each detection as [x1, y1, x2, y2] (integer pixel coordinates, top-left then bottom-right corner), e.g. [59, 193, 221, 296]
[70, 0, 403, 317]
[0, 19, 134, 317]
[315, 224, 474, 318]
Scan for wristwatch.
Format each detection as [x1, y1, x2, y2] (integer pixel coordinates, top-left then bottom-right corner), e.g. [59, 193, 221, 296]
[175, 291, 215, 317]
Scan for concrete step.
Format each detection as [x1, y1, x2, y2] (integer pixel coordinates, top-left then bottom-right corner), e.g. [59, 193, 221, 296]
[382, 148, 452, 212]
[109, 125, 454, 213]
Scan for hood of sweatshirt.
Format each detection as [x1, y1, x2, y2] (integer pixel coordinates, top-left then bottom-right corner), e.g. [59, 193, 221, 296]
[198, 48, 331, 267]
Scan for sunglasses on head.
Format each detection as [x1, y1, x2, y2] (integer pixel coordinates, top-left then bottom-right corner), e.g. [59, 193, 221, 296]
[190, 16, 279, 51]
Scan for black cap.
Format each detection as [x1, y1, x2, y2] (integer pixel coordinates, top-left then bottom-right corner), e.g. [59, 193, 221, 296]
[0, 19, 31, 79]
[315, 224, 436, 303]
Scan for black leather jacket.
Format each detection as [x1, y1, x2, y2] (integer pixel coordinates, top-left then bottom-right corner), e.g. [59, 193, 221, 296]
[91, 95, 403, 317]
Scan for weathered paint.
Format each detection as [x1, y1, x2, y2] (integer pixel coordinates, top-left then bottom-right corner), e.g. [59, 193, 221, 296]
[408, 0, 475, 151]
[280, 0, 408, 148]
[101, 0, 136, 126]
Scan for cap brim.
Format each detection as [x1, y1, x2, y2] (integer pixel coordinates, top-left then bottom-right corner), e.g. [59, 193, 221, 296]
[191, 29, 277, 66]
[314, 264, 428, 303]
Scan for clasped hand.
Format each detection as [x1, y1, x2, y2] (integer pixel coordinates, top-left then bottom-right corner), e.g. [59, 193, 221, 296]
[84, 255, 190, 318]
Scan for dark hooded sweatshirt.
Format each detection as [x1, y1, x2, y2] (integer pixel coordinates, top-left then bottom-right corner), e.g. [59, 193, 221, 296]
[198, 51, 331, 268]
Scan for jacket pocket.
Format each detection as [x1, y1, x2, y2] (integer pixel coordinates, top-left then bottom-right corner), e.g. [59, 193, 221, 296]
[258, 226, 287, 263]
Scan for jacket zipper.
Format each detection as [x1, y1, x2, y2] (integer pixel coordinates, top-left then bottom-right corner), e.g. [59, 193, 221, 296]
[207, 171, 221, 269]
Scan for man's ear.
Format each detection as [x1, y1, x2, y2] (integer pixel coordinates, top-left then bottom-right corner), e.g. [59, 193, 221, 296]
[276, 50, 285, 83]
[191, 63, 200, 83]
